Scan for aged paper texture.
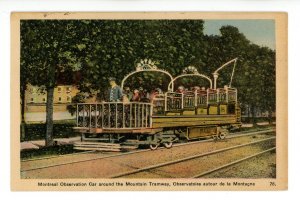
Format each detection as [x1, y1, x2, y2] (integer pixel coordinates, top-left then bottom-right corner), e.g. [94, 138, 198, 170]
[11, 12, 287, 191]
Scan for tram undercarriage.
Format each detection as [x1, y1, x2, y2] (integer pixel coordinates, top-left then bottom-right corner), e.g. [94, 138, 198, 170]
[74, 120, 240, 151]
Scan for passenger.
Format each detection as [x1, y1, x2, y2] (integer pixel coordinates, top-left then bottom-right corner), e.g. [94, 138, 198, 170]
[131, 89, 141, 102]
[140, 88, 150, 102]
[176, 86, 185, 94]
[144, 89, 150, 99]
[106, 77, 123, 128]
[193, 86, 201, 93]
[139, 87, 145, 99]
[107, 77, 123, 102]
[123, 86, 133, 100]
[150, 89, 159, 103]
[122, 94, 130, 104]
[156, 87, 163, 94]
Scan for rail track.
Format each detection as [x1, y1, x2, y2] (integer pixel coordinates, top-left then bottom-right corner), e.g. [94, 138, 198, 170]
[110, 137, 275, 178]
[21, 128, 275, 174]
[192, 147, 275, 178]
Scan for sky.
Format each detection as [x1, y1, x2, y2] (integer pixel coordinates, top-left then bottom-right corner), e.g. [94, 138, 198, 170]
[203, 20, 275, 50]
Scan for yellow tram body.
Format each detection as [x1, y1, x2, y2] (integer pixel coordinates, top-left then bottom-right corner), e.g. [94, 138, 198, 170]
[73, 58, 241, 150]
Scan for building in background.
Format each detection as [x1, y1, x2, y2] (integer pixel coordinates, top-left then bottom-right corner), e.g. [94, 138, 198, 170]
[24, 84, 79, 122]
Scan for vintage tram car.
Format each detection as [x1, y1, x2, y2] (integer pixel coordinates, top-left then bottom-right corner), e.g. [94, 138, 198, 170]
[73, 59, 241, 150]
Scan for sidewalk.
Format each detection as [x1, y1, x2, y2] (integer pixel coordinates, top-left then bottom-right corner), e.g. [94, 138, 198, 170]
[241, 121, 276, 128]
[21, 136, 81, 151]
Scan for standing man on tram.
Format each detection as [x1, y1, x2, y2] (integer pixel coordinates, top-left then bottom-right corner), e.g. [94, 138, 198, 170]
[108, 77, 123, 102]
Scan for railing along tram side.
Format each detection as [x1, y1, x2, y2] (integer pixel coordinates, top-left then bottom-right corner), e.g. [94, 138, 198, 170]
[76, 102, 153, 130]
[164, 87, 238, 112]
[75, 88, 238, 129]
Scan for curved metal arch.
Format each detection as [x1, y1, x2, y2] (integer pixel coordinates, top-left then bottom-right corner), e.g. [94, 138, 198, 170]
[121, 68, 174, 91]
[168, 73, 213, 91]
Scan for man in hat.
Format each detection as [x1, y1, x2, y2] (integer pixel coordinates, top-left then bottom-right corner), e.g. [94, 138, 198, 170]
[107, 77, 123, 102]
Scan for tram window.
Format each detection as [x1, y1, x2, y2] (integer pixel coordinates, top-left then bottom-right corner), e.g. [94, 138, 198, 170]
[228, 104, 236, 114]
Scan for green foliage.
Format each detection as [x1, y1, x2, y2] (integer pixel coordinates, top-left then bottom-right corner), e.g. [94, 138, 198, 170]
[21, 145, 76, 159]
[21, 20, 276, 126]
[22, 122, 77, 141]
[73, 20, 205, 98]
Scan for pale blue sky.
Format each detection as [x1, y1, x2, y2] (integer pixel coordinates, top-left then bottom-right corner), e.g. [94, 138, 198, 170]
[204, 20, 275, 50]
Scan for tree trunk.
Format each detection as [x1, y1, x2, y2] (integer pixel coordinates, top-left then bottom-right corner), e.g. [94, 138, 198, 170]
[20, 87, 26, 122]
[20, 86, 26, 140]
[45, 87, 54, 146]
[251, 105, 257, 126]
[247, 105, 250, 123]
[268, 109, 273, 124]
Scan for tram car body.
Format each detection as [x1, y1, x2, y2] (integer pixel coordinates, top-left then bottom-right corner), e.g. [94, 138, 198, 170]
[73, 59, 241, 150]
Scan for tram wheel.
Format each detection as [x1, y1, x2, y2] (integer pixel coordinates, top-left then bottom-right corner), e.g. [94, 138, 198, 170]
[212, 135, 218, 141]
[218, 133, 226, 140]
[149, 143, 159, 150]
[163, 142, 173, 149]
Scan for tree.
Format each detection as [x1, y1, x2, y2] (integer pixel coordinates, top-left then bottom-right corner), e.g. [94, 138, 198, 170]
[21, 20, 81, 146]
[212, 26, 275, 123]
[72, 20, 205, 99]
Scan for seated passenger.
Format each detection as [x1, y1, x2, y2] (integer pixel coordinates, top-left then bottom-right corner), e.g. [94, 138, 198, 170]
[131, 89, 141, 102]
[176, 86, 185, 94]
[139, 87, 145, 99]
[193, 86, 201, 93]
[123, 86, 133, 100]
[156, 87, 163, 94]
[149, 88, 162, 103]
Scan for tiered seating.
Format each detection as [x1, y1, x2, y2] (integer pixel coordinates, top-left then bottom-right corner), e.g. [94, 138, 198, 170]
[152, 87, 237, 115]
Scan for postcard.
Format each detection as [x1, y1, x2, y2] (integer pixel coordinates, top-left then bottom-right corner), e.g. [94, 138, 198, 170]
[11, 12, 287, 191]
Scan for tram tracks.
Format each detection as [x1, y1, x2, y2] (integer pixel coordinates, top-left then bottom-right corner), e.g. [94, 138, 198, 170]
[21, 129, 275, 174]
[192, 147, 275, 178]
[110, 137, 275, 178]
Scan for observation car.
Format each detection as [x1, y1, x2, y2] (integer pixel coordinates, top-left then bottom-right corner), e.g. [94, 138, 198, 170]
[73, 58, 241, 150]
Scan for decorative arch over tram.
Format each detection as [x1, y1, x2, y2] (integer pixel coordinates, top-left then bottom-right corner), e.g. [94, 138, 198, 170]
[167, 66, 213, 91]
[121, 59, 174, 91]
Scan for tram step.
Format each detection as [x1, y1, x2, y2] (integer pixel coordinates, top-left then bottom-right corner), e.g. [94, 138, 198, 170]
[81, 137, 111, 141]
[74, 147, 121, 152]
[122, 140, 141, 146]
[74, 141, 138, 151]
[120, 145, 139, 150]
[74, 142, 121, 147]
[74, 142, 122, 151]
